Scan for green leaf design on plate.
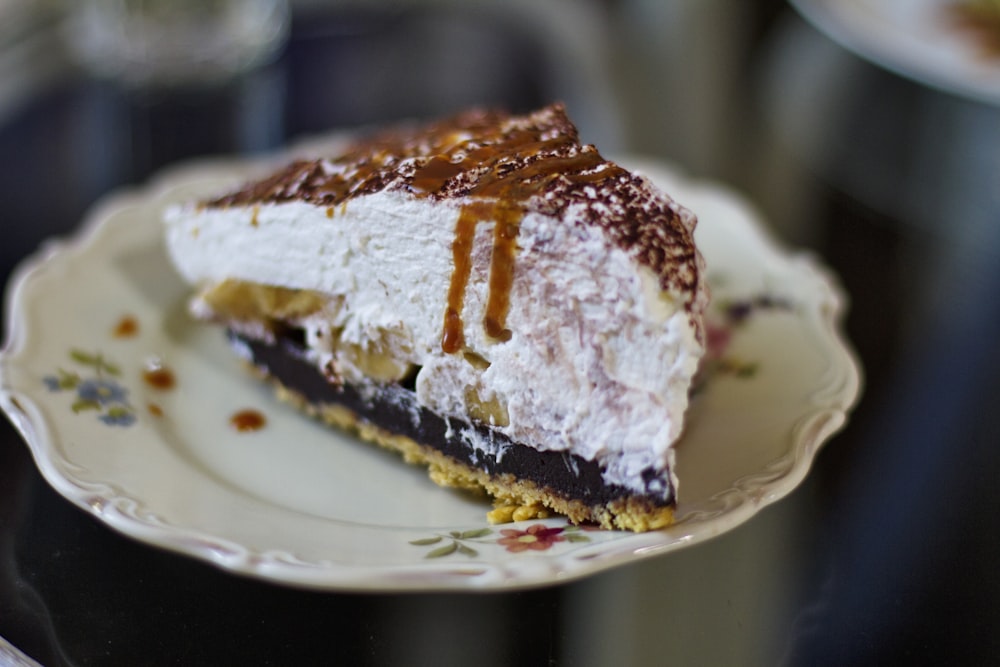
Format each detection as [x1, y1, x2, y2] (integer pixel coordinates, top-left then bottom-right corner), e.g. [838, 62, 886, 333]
[425, 542, 458, 559]
[457, 543, 478, 557]
[71, 399, 101, 413]
[69, 349, 121, 376]
[411, 527, 493, 558]
[105, 406, 131, 419]
[57, 369, 81, 389]
[458, 528, 492, 539]
[69, 349, 97, 365]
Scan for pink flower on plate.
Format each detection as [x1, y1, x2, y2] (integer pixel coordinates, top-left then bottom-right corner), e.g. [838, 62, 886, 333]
[705, 321, 732, 359]
[497, 524, 566, 553]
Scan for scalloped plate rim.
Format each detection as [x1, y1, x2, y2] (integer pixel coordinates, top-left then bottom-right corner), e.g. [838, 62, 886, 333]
[0, 153, 861, 592]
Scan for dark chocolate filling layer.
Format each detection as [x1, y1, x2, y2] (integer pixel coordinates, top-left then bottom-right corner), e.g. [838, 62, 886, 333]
[229, 329, 674, 508]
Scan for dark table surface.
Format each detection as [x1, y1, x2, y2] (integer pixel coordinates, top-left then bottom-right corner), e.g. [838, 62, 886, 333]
[1, 4, 999, 665]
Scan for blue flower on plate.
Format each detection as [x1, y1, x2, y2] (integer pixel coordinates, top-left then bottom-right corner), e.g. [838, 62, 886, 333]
[76, 378, 128, 405]
[98, 407, 137, 427]
[44, 350, 137, 428]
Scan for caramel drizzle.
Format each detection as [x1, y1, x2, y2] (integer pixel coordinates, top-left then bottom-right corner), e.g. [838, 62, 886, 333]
[441, 203, 487, 353]
[440, 200, 522, 353]
[482, 204, 520, 342]
[429, 138, 620, 353]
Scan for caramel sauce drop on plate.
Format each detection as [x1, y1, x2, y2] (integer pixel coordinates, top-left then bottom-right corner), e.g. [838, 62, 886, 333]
[113, 315, 139, 338]
[142, 366, 176, 390]
[230, 409, 266, 432]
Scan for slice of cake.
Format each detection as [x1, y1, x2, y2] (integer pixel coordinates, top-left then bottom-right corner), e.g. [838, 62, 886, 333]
[163, 103, 708, 532]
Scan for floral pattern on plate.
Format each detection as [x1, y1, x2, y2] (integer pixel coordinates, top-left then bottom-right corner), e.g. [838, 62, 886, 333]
[409, 523, 600, 558]
[43, 350, 136, 427]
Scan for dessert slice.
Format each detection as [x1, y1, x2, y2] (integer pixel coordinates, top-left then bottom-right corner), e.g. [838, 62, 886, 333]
[163, 103, 708, 531]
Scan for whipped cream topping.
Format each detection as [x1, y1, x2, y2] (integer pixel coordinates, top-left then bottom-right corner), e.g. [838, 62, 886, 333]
[164, 104, 708, 496]
[165, 186, 703, 494]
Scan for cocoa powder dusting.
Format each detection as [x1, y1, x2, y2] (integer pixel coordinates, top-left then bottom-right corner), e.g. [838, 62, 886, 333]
[205, 104, 701, 349]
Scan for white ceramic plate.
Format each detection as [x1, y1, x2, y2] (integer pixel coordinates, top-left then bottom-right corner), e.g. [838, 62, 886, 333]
[0, 155, 860, 591]
[791, 0, 1000, 106]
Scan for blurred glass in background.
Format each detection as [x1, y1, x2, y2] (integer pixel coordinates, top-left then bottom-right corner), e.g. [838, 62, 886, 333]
[65, 0, 290, 88]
